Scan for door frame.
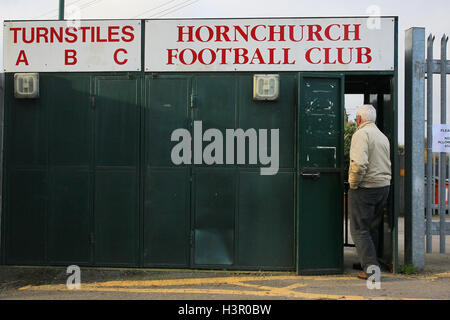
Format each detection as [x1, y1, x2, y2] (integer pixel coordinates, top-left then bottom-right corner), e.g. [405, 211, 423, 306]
[296, 72, 345, 275]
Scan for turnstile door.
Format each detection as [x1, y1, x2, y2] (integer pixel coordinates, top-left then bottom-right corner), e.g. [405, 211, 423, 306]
[93, 76, 140, 266]
[297, 73, 344, 275]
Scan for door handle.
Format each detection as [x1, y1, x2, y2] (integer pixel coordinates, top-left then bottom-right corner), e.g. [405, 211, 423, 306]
[300, 172, 321, 180]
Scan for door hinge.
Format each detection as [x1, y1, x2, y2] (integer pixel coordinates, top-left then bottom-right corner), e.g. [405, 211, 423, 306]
[190, 93, 197, 108]
[189, 231, 194, 247]
[91, 95, 95, 108]
[89, 232, 94, 244]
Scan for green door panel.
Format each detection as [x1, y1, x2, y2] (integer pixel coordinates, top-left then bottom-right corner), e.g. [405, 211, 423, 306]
[237, 74, 296, 168]
[48, 75, 92, 166]
[193, 168, 235, 266]
[146, 77, 189, 166]
[298, 173, 343, 271]
[238, 170, 295, 269]
[9, 78, 47, 166]
[95, 78, 139, 166]
[6, 171, 47, 264]
[46, 75, 92, 264]
[297, 73, 344, 275]
[47, 168, 91, 264]
[144, 76, 191, 267]
[194, 75, 236, 133]
[94, 170, 138, 265]
[94, 77, 140, 266]
[144, 168, 190, 267]
[191, 76, 236, 267]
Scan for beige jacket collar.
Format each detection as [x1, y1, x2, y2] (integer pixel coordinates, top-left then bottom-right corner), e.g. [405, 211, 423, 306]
[357, 120, 375, 130]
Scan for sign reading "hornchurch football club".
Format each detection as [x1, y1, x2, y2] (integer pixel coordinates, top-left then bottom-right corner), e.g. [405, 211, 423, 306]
[145, 17, 395, 72]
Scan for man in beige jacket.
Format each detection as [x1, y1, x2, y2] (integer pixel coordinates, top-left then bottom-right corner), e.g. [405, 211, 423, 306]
[349, 104, 391, 280]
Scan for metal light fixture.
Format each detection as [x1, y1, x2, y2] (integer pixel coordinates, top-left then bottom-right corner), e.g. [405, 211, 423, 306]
[253, 74, 279, 101]
[14, 73, 39, 99]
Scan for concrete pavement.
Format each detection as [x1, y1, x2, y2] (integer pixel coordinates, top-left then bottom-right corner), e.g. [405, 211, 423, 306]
[0, 218, 448, 300]
[0, 249, 449, 300]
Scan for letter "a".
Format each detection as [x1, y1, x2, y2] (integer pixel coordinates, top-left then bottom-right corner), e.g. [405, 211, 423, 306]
[66, 265, 81, 290]
[171, 128, 192, 165]
[16, 50, 29, 66]
[366, 265, 381, 289]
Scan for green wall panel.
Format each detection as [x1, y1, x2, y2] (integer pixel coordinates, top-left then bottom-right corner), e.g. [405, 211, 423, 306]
[146, 77, 189, 166]
[94, 170, 138, 265]
[47, 168, 91, 264]
[237, 74, 296, 168]
[45, 75, 92, 264]
[238, 170, 295, 268]
[93, 77, 140, 266]
[48, 75, 92, 166]
[9, 76, 46, 167]
[95, 77, 139, 166]
[6, 170, 47, 264]
[143, 76, 191, 267]
[194, 75, 236, 134]
[144, 168, 190, 267]
[193, 168, 235, 266]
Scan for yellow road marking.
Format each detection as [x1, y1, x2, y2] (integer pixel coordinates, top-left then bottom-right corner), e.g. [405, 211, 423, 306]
[19, 283, 417, 300]
[52, 273, 396, 289]
[414, 272, 450, 280]
[17, 273, 440, 300]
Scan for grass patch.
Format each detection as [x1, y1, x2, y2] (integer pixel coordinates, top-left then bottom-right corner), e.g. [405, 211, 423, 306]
[398, 264, 419, 275]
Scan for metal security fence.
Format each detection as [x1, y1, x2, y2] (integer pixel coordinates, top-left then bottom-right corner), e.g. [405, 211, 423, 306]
[0, 73, 4, 250]
[405, 28, 449, 269]
[425, 34, 450, 254]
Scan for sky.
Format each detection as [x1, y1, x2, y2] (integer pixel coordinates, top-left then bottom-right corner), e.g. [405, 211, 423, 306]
[1, 0, 450, 144]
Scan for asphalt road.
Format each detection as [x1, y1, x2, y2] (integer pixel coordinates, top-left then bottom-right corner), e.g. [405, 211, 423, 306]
[1, 218, 449, 300]
[0, 259, 449, 300]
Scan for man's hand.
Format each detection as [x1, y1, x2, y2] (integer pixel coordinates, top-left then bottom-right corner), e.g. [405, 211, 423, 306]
[350, 184, 358, 190]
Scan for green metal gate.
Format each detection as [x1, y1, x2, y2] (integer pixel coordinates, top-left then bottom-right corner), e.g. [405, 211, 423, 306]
[2, 72, 349, 272]
[2, 74, 141, 266]
[93, 76, 140, 266]
[297, 73, 345, 274]
[143, 73, 296, 270]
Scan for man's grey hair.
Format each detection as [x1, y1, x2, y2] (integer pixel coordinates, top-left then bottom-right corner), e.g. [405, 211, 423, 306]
[357, 104, 377, 122]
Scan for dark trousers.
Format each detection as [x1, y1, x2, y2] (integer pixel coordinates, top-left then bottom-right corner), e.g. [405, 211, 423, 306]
[349, 186, 390, 272]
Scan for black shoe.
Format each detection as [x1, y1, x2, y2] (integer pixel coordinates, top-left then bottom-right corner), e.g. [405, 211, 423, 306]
[352, 263, 363, 270]
[379, 261, 392, 272]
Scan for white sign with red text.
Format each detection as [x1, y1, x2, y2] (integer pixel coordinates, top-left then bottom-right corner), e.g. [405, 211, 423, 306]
[145, 18, 395, 72]
[3, 20, 141, 72]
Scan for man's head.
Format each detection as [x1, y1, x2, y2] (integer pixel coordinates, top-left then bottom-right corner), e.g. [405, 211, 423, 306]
[356, 104, 377, 127]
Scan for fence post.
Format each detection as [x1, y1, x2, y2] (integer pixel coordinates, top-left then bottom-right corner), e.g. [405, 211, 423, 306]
[440, 34, 448, 253]
[405, 27, 425, 270]
[426, 34, 434, 253]
[0, 72, 3, 261]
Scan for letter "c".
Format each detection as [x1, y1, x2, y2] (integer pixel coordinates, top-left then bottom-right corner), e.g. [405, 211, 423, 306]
[114, 48, 128, 65]
[305, 47, 321, 64]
